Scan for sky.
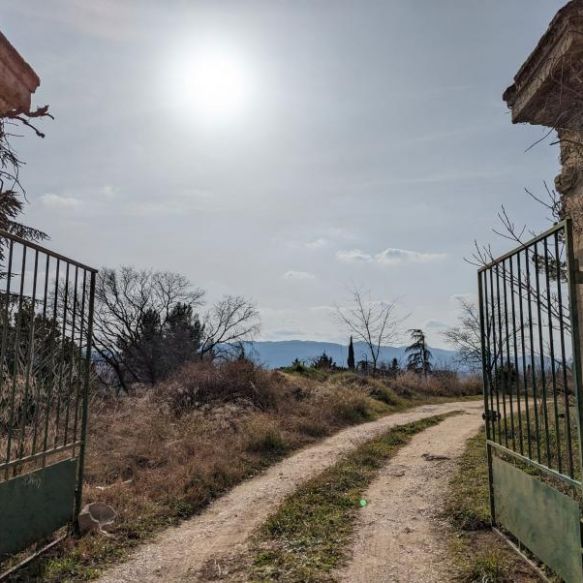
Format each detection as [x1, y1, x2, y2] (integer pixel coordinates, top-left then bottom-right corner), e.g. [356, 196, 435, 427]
[1, 0, 569, 347]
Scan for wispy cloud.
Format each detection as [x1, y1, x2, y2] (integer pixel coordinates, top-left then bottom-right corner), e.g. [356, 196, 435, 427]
[38, 186, 218, 218]
[336, 247, 446, 266]
[305, 237, 328, 249]
[335, 249, 372, 263]
[282, 270, 316, 281]
[40, 193, 82, 209]
[424, 319, 449, 330]
[375, 248, 447, 265]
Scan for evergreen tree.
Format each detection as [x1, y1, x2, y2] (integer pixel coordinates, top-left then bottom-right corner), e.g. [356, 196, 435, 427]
[164, 302, 204, 369]
[347, 336, 355, 369]
[389, 357, 400, 376]
[0, 114, 51, 263]
[119, 308, 164, 385]
[118, 302, 205, 385]
[313, 352, 335, 369]
[405, 329, 432, 378]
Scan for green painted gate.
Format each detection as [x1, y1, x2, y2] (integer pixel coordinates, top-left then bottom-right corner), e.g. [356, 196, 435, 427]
[479, 219, 583, 582]
[0, 229, 96, 577]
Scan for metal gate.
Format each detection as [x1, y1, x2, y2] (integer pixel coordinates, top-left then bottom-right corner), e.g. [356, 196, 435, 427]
[479, 219, 583, 582]
[0, 229, 96, 575]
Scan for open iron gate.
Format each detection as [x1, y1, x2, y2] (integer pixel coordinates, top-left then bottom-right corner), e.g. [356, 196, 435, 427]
[478, 219, 583, 582]
[0, 229, 96, 576]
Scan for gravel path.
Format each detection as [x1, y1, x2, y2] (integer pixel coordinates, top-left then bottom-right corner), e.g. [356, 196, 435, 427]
[95, 400, 483, 583]
[337, 411, 483, 583]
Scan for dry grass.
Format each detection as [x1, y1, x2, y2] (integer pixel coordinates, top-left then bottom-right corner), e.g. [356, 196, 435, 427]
[389, 370, 482, 398]
[7, 362, 478, 582]
[9, 363, 399, 582]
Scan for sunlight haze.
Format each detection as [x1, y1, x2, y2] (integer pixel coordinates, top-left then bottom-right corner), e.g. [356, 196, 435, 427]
[2, 0, 567, 347]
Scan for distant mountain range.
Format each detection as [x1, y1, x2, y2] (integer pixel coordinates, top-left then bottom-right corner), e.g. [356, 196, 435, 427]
[244, 340, 459, 370]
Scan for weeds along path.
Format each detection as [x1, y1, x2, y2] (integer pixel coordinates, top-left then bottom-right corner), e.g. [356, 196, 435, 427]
[337, 411, 483, 583]
[96, 400, 483, 583]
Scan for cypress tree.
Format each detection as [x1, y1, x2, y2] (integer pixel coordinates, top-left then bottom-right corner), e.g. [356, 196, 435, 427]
[347, 336, 356, 369]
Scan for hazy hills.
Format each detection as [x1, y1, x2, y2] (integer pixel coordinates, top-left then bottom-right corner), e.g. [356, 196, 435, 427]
[245, 340, 458, 370]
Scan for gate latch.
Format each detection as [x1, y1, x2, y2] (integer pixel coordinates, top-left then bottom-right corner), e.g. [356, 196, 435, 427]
[483, 409, 500, 422]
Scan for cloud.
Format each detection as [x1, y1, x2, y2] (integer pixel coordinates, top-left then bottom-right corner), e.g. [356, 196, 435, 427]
[336, 249, 373, 263]
[305, 238, 328, 249]
[100, 185, 117, 199]
[336, 247, 446, 266]
[40, 193, 82, 209]
[309, 305, 336, 313]
[282, 270, 316, 281]
[39, 186, 219, 218]
[425, 319, 449, 330]
[375, 248, 447, 266]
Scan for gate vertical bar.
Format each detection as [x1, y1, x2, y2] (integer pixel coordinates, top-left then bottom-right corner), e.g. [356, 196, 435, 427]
[517, 252, 533, 459]
[565, 219, 583, 484]
[74, 270, 95, 527]
[509, 255, 524, 455]
[478, 268, 496, 523]
[555, 230, 575, 477]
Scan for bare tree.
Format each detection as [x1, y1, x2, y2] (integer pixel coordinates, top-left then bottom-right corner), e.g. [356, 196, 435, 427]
[199, 295, 260, 359]
[92, 267, 205, 391]
[468, 185, 569, 336]
[443, 298, 482, 372]
[336, 288, 404, 370]
[468, 184, 563, 268]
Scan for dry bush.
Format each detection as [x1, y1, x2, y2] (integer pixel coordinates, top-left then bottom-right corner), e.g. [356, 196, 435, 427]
[244, 414, 288, 455]
[155, 360, 290, 415]
[329, 372, 402, 406]
[390, 371, 482, 397]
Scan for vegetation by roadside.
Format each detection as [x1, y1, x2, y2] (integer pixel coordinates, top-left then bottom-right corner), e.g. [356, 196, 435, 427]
[7, 363, 473, 583]
[444, 430, 542, 583]
[246, 414, 454, 583]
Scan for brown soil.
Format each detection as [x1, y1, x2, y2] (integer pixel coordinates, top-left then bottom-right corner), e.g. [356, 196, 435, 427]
[95, 401, 482, 583]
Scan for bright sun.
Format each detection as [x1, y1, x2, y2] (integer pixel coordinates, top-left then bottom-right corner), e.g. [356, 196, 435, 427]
[173, 47, 253, 123]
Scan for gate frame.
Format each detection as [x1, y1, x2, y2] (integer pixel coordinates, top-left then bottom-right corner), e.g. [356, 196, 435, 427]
[0, 228, 97, 580]
[478, 218, 583, 583]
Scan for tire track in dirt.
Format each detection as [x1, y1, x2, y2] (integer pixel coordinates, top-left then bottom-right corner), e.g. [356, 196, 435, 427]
[336, 412, 483, 583]
[95, 401, 483, 583]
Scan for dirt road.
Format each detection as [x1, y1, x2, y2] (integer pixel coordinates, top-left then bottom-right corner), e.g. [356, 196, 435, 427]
[96, 400, 483, 583]
[337, 412, 483, 583]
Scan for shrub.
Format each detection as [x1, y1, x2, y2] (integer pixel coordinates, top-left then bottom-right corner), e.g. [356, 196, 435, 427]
[390, 371, 482, 398]
[156, 360, 286, 415]
[245, 416, 288, 455]
[330, 389, 373, 423]
[329, 372, 401, 406]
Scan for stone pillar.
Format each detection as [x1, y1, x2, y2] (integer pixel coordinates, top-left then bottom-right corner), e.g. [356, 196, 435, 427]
[504, 1, 583, 355]
[0, 31, 39, 116]
[504, 1, 583, 247]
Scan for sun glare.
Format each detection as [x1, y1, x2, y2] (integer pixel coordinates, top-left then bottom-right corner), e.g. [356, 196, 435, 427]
[172, 46, 254, 123]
